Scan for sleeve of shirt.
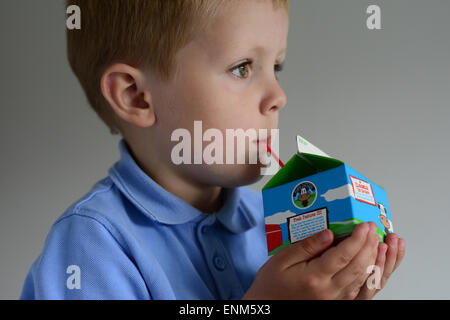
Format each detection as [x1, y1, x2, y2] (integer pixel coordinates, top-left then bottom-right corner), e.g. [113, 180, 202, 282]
[20, 213, 151, 300]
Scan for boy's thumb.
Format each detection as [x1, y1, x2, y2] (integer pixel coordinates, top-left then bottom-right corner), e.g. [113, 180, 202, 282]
[276, 229, 333, 268]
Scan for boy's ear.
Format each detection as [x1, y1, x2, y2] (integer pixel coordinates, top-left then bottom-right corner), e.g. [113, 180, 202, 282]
[100, 63, 155, 128]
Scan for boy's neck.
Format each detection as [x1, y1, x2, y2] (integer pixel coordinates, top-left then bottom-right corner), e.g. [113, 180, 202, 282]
[125, 140, 224, 214]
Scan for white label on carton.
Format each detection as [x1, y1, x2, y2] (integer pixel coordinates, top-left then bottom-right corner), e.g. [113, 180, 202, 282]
[296, 135, 330, 158]
[287, 208, 328, 243]
[350, 176, 376, 206]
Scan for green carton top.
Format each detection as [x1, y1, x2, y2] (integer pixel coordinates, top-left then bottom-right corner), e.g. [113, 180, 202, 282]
[262, 152, 344, 190]
[262, 135, 344, 190]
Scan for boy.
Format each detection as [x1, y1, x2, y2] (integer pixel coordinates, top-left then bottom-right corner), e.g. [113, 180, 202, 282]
[20, 0, 405, 299]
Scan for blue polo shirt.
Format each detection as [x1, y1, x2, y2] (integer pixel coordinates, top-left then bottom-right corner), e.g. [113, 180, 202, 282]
[20, 139, 269, 299]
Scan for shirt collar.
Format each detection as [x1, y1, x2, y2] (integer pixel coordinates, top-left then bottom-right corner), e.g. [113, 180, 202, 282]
[108, 139, 257, 233]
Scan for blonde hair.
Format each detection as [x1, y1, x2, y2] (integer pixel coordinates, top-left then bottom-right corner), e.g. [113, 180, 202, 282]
[66, 0, 290, 135]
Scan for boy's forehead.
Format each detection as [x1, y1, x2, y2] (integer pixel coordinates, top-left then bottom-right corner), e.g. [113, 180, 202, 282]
[194, 0, 288, 60]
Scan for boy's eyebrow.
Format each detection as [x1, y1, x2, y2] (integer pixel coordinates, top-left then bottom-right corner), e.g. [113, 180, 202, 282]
[214, 43, 287, 63]
[250, 45, 287, 57]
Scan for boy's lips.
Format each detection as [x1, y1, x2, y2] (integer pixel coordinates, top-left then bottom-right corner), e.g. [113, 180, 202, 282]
[254, 135, 272, 145]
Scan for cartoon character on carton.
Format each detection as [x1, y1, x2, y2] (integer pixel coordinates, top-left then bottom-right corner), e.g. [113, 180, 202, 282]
[378, 202, 393, 234]
[292, 182, 316, 208]
[298, 188, 310, 206]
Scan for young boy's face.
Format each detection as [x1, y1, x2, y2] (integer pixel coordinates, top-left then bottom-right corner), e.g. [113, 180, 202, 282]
[146, 0, 289, 187]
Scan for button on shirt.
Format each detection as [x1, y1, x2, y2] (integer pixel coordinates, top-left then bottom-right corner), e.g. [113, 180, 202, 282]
[20, 139, 269, 299]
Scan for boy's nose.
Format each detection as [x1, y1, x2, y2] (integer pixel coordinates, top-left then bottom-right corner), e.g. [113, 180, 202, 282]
[260, 79, 287, 115]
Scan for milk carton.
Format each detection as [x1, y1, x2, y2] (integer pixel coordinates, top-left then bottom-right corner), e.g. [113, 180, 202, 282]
[262, 135, 393, 255]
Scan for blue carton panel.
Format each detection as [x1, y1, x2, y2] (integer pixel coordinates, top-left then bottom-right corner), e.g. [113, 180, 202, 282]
[263, 164, 393, 256]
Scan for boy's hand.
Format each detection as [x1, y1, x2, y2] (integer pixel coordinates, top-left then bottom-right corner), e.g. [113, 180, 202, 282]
[243, 222, 380, 300]
[355, 232, 406, 300]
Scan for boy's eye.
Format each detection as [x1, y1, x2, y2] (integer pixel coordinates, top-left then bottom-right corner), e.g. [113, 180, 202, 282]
[230, 61, 285, 80]
[230, 62, 251, 79]
[274, 63, 284, 73]
[274, 63, 284, 80]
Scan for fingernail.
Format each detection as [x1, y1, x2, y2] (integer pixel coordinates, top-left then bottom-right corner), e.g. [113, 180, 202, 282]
[319, 230, 331, 244]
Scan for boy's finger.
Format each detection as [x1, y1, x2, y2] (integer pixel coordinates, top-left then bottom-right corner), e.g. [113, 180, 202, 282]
[381, 233, 399, 288]
[333, 225, 379, 293]
[309, 223, 370, 276]
[393, 238, 405, 271]
[274, 229, 334, 270]
[356, 242, 388, 300]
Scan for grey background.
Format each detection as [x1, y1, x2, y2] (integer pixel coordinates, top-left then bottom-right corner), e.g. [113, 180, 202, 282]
[1, 0, 449, 299]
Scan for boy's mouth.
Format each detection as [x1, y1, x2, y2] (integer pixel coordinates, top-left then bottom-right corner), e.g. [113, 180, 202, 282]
[254, 135, 272, 146]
